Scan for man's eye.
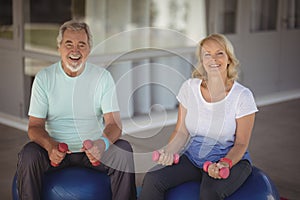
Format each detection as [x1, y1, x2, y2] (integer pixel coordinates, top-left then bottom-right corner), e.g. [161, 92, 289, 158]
[66, 44, 73, 48]
[79, 44, 86, 49]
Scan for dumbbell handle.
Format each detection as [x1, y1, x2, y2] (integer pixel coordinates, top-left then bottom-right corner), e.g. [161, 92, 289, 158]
[83, 140, 101, 166]
[51, 143, 68, 167]
[152, 151, 180, 164]
[203, 161, 230, 179]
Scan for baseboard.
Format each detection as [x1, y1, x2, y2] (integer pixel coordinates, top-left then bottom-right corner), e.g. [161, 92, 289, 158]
[0, 112, 28, 132]
[1, 89, 300, 133]
[255, 89, 300, 107]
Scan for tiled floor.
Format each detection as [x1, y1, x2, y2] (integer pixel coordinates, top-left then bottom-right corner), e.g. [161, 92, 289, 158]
[1, 99, 300, 199]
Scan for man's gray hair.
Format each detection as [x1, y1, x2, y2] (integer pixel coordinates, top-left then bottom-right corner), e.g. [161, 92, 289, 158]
[57, 20, 93, 49]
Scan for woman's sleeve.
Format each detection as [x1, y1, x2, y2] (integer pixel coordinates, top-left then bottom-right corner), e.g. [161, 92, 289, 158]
[176, 80, 189, 109]
[236, 88, 259, 119]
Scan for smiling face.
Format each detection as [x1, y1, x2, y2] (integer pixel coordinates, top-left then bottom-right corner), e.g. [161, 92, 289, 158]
[201, 39, 230, 79]
[58, 29, 90, 76]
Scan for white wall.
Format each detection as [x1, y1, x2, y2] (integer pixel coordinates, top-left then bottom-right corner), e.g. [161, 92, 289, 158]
[0, 49, 25, 118]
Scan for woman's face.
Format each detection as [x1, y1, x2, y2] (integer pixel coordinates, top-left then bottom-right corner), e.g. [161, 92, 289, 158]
[201, 39, 230, 78]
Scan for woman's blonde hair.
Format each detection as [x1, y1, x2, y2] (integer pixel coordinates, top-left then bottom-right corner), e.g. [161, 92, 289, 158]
[192, 33, 239, 85]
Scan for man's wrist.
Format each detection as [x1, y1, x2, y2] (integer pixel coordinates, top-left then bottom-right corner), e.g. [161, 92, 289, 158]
[100, 136, 110, 151]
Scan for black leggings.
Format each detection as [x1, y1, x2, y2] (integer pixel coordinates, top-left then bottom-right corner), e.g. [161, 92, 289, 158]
[138, 155, 252, 200]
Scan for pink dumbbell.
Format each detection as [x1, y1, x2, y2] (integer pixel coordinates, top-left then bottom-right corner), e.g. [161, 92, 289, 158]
[203, 161, 230, 179]
[51, 143, 68, 167]
[83, 139, 101, 166]
[152, 151, 180, 164]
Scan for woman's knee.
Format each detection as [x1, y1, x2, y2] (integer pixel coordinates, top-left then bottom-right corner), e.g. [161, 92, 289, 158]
[142, 171, 166, 190]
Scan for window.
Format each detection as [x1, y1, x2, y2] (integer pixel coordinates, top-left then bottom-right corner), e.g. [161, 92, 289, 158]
[22, 0, 204, 119]
[23, 0, 205, 54]
[219, 0, 238, 34]
[24, 0, 74, 53]
[250, 0, 278, 32]
[284, 0, 300, 29]
[206, 0, 238, 34]
[0, 0, 13, 40]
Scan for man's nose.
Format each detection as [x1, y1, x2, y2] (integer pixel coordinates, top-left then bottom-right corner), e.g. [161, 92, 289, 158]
[71, 45, 79, 51]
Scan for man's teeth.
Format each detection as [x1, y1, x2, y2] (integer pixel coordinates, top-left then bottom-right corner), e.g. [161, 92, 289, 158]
[210, 64, 219, 67]
[69, 55, 81, 59]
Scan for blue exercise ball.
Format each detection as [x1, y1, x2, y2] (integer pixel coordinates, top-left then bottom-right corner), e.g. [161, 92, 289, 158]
[12, 167, 112, 200]
[42, 167, 112, 200]
[165, 166, 280, 200]
[12, 174, 18, 200]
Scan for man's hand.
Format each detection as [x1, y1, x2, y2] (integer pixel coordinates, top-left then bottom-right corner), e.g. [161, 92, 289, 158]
[49, 142, 70, 167]
[81, 139, 106, 165]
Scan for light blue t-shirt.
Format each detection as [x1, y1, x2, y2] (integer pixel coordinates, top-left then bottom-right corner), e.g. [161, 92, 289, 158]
[177, 79, 258, 168]
[28, 62, 119, 152]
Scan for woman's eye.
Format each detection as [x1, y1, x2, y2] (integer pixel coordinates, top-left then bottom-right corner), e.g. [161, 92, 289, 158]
[217, 52, 224, 56]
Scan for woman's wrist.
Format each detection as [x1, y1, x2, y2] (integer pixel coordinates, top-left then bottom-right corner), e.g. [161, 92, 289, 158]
[219, 157, 233, 168]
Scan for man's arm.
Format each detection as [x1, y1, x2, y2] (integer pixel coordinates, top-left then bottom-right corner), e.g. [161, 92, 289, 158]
[28, 116, 55, 151]
[84, 111, 122, 164]
[28, 116, 67, 165]
[102, 111, 122, 143]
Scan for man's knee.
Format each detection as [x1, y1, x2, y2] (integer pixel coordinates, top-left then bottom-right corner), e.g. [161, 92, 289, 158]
[102, 139, 135, 172]
[19, 142, 45, 162]
[114, 139, 133, 152]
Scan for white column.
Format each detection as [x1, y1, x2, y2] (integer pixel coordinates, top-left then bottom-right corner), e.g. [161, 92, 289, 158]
[132, 60, 151, 115]
[85, 0, 106, 45]
[106, 0, 133, 118]
[131, 0, 151, 115]
[151, 56, 191, 110]
[178, 0, 207, 41]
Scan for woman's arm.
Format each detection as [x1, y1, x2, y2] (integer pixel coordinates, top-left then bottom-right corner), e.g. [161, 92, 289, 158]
[208, 113, 255, 179]
[157, 104, 190, 165]
[222, 113, 256, 167]
[167, 104, 190, 153]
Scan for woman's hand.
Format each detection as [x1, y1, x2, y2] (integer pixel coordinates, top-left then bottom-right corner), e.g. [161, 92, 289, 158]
[207, 163, 221, 179]
[157, 149, 175, 166]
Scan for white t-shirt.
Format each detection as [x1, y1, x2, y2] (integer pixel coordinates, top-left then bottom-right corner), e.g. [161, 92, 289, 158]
[28, 62, 119, 152]
[177, 78, 258, 167]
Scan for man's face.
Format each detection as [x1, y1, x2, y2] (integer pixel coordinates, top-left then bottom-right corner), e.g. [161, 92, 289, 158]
[58, 29, 90, 76]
